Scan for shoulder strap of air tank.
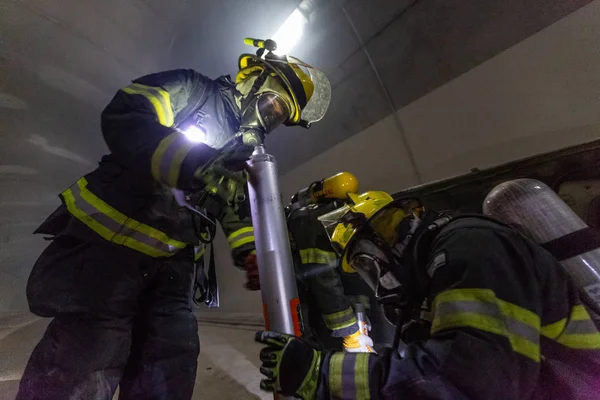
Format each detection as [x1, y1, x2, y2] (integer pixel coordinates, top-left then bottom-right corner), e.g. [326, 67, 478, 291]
[172, 74, 214, 128]
[408, 213, 512, 267]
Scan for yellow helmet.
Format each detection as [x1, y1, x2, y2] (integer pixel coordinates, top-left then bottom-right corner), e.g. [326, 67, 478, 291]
[291, 172, 359, 209]
[319, 191, 398, 273]
[316, 172, 359, 201]
[236, 38, 330, 127]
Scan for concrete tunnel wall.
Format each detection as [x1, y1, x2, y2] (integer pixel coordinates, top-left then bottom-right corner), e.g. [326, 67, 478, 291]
[0, 0, 298, 314]
[208, 2, 600, 317]
[0, 0, 598, 316]
[0, 0, 194, 313]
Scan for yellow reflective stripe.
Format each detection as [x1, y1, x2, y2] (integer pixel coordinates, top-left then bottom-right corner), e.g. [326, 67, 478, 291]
[541, 319, 567, 339]
[509, 334, 541, 362]
[323, 307, 357, 331]
[432, 289, 541, 362]
[572, 305, 592, 321]
[299, 248, 337, 265]
[434, 289, 541, 329]
[329, 353, 344, 399]
[328, 353, 370, 399]
[151, 133, 196, 187]
[324, 307, 355, 322]
[354, 353, 370, 400]
[194, 245, 206, 261]
[542, 305, 600, 349]
[555, 333, 600, 349]
[122, 83, 174, 126]
[498, 298, 540, 329]
[230, 236, 255, 249]
[151, 133, 178, 183]
[228, 227, 255, 249]
[228, 227, 254, 241]
[76, 179, 186, 249]
[433, 312, 505, 336]
[62, 189, 169, 258]
[168, 140, 194, 188]
[297, 350, 322, 399]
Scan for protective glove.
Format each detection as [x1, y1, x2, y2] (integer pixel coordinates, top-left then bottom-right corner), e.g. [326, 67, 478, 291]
[343, 329, 375, 353]
[255, 331, 323, 399]
[217, 142, 255, 172]
[201, 167, 247, 207]
[244, 252, 260, 291]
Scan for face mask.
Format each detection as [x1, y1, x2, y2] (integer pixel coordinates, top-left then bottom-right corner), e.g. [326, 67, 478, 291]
[348, 238, 415, 326]
[240, 92, 290, 134]
[237, 75, 293, 135]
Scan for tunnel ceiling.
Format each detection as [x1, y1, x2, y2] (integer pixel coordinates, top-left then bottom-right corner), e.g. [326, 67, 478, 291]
[0, 0, 592, 311]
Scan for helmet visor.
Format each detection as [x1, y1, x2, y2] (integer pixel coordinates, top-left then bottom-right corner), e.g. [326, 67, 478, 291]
[318, 204, 351, 255]
[300, 66, 331, 124]
[270, 57, 331, 124]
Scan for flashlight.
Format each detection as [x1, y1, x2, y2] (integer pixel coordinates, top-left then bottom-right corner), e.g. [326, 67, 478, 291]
[182, 125, 207, 143]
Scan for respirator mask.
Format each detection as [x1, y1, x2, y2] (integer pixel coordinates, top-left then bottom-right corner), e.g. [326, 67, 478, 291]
[237, 74, 294, 139]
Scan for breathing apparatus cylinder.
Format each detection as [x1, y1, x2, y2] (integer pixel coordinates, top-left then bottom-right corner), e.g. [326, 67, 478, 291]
[483, 179, 600, 316]
[290, 172, 359, 209]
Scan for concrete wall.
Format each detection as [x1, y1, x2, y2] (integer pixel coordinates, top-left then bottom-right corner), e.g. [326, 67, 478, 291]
[0, 0, 191, 312]
[1, 0, 597, 317]
[0, 0, 295, 314]
[209, 1, 600, 316]
[281, 1, 600, 196]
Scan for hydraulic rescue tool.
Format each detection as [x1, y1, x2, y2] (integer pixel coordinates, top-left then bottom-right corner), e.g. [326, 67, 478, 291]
[241, 37, 332, 361]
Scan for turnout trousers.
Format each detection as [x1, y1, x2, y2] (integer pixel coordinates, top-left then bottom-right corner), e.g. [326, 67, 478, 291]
[17, 235, 199, 400]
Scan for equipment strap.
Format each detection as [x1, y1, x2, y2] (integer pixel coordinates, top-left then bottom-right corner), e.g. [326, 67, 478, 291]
[194, 243, 219, 308]
[542, 227, 600, 261]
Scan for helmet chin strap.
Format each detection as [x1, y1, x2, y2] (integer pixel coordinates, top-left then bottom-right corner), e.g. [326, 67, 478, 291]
[238, 71, 269, 112]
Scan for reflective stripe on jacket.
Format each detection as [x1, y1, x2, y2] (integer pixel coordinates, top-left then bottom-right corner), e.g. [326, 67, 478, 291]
[322, 307, 358, 333]
[61, 177, 186, 258]
[316, 217, 600, 399]
[227, 227, 255, 250]
[211, 186, 255, 267]
[56, 70, 244, 257]
[288, 202, 357, 336]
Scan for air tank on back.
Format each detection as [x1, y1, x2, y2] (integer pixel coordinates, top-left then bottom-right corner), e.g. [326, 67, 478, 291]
[483, 178, 600, 316]
[289, 172, 359, 210]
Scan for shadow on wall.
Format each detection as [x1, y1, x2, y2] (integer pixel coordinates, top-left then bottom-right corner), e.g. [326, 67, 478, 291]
[0, 62, 113, 313]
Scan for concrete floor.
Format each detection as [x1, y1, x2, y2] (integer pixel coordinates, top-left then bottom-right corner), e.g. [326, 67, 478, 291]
[0, 314, 269, 400]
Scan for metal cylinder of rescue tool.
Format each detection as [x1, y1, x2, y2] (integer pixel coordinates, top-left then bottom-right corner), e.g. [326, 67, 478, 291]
[247, 145, 302, 337]
[483, 179, 600, 314]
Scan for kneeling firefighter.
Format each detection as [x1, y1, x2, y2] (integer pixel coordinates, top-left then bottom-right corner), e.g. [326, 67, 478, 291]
[255, 191, 600, 399]
[18, 40, 328, 400]
[286, 173, 375, 352]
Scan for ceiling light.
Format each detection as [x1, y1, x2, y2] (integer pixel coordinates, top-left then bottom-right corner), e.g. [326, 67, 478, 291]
[272, 9, 308, 55]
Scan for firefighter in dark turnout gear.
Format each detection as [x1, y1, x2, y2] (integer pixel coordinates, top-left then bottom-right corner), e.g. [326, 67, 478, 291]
[256, 191, 600, 399]
[287, 173, 375, 352]
[18, 44, 324, 399]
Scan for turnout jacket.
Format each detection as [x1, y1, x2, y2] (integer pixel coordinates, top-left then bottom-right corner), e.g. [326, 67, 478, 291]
[42, 70, 254, 263]
[288, 202, 358, 337]
[315, 217, 600, 399]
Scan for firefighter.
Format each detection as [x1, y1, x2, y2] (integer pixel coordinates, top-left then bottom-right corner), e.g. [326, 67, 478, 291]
[255, 191, 600, 399]
[286, 172, 375, 352]
[18, 43, 328, 399]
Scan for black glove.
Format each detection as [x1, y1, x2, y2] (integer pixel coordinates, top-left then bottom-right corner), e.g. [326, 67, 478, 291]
[255, 331, 322, 399]
[218, 142, 255, 171]
[199, 166, 247, 207]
